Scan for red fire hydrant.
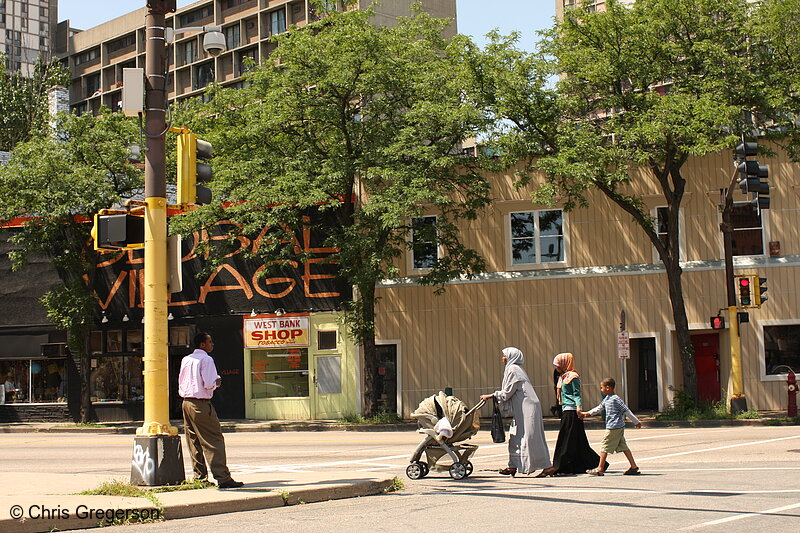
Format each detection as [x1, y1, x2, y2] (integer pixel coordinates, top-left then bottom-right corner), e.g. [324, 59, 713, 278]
[789, 370, 798, 418]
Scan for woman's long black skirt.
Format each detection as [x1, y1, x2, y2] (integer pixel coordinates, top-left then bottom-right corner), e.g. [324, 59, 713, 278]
[551, 410, 601, 474]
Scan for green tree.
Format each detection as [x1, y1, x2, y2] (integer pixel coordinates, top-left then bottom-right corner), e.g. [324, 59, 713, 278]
[0, 111, 143, 421]
[484, 0, 778, 401]
[0, 54, 70, 152]
[177, 7, 491, 415]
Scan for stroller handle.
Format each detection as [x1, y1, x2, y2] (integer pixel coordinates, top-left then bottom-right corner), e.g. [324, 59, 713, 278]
[465, 397, 487, 417]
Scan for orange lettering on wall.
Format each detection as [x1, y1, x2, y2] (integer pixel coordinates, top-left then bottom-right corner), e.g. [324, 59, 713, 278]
[93, 270, 128, 310]
[251, 264, 296, 299]
[198, 263, 253, 303]
[96, 250, 127, 268]
[128, 268, 138, 308]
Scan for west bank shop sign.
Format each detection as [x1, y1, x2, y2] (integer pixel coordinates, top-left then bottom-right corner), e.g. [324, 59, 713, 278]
[243, 315, 309, 348]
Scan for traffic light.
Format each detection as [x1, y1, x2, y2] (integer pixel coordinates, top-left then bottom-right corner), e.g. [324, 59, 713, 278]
[177, 131, 213, 206]
[737, 275, 752, 307]
[755, 276, 768, 307]
[92, 214, 145, 251]
[734, 141, 770, 210]
[710, 315, 725, 330]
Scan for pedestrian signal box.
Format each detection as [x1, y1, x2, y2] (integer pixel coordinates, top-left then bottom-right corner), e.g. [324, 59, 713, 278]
[710, 315, 725, 330]
[92, 214, 145, 251]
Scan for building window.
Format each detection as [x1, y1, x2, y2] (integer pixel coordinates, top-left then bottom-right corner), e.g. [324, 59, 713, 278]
[222, 0, 250, 9]
[318, 331, 337, 350]
[74, 47, 99, 65]
[764, 324, 800, 376]
[224, 24, 240, 50]
[653, 206, 684, 262]
[194, 62, 214, 90]
[85, 73, 101, 98]
[237, 47, 257, 75]
[108, 33, 135, 54]
[510, 209, 564, 265]
[269, 9, 286, 36]
[90, 355, 143, 402]
[179, 6, 213, 27]
[411, 216, 438, 270]
[181, 39, 198, 65]
[731, 202, 764, 256]
[251, 348, 309, 398]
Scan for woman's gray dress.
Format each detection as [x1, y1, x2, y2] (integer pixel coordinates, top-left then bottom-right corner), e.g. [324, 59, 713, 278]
[493, 351, 552, 474]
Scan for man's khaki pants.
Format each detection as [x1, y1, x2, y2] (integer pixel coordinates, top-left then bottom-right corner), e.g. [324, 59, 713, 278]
[182, 398, 232, 484]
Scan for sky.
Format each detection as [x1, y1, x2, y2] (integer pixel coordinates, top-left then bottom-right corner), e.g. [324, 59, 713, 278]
[57, 0, 556, 51]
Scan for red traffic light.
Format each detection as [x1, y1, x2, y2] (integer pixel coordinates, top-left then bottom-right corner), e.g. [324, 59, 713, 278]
[739, 277, 750, 288]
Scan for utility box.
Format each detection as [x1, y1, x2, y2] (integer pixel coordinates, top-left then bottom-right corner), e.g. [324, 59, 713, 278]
[93, 214, 145, 251]
[122, 68, 144, 116]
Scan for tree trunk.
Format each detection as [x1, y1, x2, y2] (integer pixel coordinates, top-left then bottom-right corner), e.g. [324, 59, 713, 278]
[78, 331, 95, 423]
[358, 282, 379, 417]
[664, 259, 697, 400]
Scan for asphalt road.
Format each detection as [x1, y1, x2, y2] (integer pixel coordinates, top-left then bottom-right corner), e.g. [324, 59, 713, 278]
[3, 425, 799, 532]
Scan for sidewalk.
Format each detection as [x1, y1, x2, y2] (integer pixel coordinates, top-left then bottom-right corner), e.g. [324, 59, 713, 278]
[0, 411, 794, 435]
[0, 468, 397, 533]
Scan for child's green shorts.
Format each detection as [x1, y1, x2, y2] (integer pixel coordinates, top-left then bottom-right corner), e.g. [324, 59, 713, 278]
[600, 428, 629, 453]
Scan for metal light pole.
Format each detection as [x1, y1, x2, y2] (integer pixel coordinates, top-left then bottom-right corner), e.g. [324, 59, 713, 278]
[130, 0, 184, 486]
[721, 178, 746, 414]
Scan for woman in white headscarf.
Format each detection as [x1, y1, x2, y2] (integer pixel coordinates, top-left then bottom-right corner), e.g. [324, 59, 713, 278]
[481, 347, 554, 477]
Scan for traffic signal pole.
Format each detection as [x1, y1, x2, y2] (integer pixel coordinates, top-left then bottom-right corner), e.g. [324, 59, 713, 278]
[130, 0, 184, 486]
[721, 171, 747, 414]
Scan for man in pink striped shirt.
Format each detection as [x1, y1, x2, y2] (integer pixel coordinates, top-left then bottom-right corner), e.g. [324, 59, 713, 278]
[179, 332, 243, 489]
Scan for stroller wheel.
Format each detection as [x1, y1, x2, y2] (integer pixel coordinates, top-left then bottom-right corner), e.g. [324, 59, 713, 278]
[419, 461, 429, 477]
[406, 462, 426, 480]
[449, 462, 467, 480]
[463, 461, 473, 477]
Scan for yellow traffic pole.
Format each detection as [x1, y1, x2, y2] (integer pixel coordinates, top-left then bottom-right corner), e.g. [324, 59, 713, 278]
[137, 196, 177, 437]
[728, 305, 744, 399]
[130, 0, 183, 486]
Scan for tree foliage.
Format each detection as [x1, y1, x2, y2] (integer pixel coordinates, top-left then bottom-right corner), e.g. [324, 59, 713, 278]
[175, 7, 492, 414]
[481, 0, 784, 402]
[0, 54, 70, 152]
[0, 110, 143, 420]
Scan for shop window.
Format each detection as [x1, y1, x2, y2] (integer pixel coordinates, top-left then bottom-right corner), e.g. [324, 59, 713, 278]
[251, 348, 309, 398]
[764, 324, 800, 375]
[318, 331, 336, 350]
[411, 216, 438, 270]
[731, 202, 765, 256]
[509, 209, 565, 265]
[90, 355, 144, 402]
[1, 360, 30, 404]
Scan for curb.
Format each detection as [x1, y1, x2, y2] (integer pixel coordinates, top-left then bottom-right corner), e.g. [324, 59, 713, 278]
[1, 418, 796, 435]
[0, 477, 397, 533]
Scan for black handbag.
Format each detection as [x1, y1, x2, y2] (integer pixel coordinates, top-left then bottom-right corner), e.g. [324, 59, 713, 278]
[491, 397, 506, 443]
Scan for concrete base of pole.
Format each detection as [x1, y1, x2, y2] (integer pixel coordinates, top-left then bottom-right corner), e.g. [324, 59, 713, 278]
[730, 396, 748, 414]
[130, 435, 185, 486]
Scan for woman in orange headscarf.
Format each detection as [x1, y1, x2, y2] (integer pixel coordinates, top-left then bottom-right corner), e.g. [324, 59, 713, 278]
[549, 352, 603, 475]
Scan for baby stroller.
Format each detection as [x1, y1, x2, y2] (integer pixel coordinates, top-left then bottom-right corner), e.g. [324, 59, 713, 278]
[406, 391, 486, 480]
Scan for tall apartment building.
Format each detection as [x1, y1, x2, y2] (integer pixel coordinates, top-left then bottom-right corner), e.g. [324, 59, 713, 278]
[0, 0, 57, 75]
[56, 0, 457, 115]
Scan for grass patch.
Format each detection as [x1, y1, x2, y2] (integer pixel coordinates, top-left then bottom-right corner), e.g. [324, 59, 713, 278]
[764, 415, 800, 426]
[384, 477, 404, 493]
[151, 478, 216, 493]
[53, 422, 109, 428]
[79, 480, 163, 525]
[656, 387, 761, 421]
[338, 411, 403, 425]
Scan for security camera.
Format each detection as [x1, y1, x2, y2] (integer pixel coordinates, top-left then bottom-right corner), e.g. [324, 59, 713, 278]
[202, 27, 226, 57]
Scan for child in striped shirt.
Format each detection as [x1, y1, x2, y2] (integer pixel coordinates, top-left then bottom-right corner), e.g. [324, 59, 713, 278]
[578, 377, 642, 476]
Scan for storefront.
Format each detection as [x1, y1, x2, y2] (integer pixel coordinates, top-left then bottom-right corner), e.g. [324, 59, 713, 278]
[243, 312, 357, 420]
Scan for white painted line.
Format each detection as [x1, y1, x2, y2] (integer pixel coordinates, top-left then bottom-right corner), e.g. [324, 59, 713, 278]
[681, 501, 800, 530]
[636, 434, 800, 462]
